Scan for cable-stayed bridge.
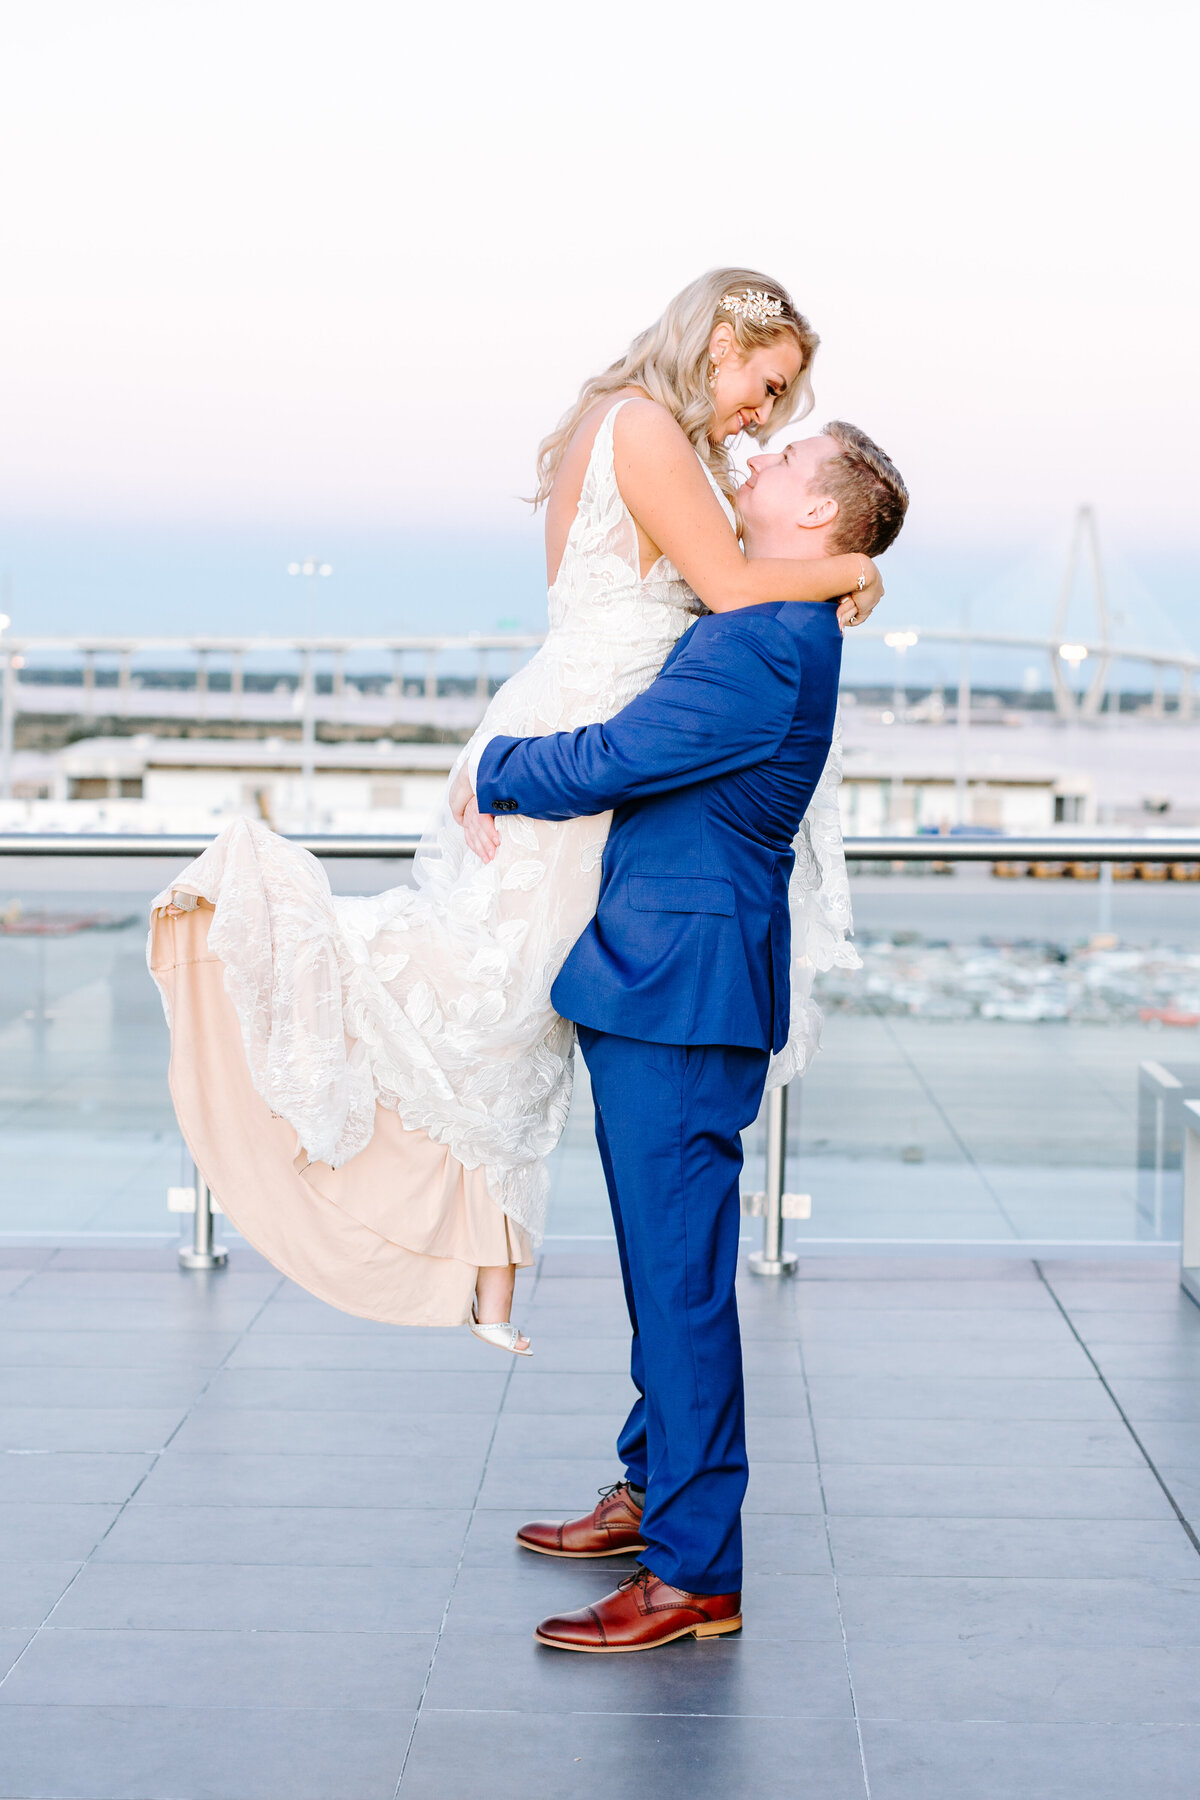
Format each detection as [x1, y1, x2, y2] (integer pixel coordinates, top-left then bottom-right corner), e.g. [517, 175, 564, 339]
[0, 509, 1195, 785]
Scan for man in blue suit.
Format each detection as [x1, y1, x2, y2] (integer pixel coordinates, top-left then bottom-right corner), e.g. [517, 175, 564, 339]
[455, 421, 907, 1652]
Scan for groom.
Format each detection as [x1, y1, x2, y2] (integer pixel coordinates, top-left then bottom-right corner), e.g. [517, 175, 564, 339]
[455, 420, 907, 1650]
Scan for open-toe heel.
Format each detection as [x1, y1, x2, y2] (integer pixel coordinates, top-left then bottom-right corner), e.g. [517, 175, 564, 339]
[470, 1301, 533, 1357]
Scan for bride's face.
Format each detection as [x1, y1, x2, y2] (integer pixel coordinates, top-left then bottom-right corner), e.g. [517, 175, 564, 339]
[707, 328, 804, 443]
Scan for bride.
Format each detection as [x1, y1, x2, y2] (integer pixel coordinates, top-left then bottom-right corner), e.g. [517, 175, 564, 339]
[149, 267, 881, 1350]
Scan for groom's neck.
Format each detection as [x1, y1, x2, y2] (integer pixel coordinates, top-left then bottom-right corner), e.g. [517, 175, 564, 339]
[741, 518, 832, 562]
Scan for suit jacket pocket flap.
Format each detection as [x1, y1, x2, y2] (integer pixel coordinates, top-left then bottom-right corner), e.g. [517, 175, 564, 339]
[627, 875, 736, 916]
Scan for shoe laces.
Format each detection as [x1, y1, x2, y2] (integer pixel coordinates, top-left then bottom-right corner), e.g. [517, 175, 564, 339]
[596, 1481, 628, 1505]
[617, 1564, 653, 1594]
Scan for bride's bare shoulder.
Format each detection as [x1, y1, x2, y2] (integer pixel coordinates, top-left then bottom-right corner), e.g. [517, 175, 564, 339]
[558, 390, 661, 460]
[574, 390, 688, 454]
[609, 394, 690, 457]
[546, 393, 690, 573]
[547, 392, 656, 512]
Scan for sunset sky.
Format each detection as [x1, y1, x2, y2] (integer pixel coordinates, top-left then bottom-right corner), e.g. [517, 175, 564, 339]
[0, 0, 1195, 664]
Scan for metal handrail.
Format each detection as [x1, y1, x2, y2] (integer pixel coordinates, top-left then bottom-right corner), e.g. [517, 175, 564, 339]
[1, 831, 1199, 861]
[0, 833, 423, 858]
[844, 835, 1200, 862]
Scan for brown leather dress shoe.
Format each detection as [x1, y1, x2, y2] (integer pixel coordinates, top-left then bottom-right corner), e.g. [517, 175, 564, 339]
[516, 1481, 646, 1559]
[536, 1565, 742, 1653]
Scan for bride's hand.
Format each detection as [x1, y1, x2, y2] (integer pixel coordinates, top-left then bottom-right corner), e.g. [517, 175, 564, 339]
[836, 556, 883, 631]
[158, 892, 198, 918]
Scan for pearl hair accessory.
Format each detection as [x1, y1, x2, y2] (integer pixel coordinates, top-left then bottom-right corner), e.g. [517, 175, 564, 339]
[719, 289, 785, 326]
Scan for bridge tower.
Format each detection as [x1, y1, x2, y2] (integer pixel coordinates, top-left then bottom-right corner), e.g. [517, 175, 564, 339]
[1051, 505, 1112, 720]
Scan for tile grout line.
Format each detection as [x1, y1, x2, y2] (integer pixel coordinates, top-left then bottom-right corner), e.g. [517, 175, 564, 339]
[793, 1306, 872, 1799]
[76, 1137, 179, 1237]
[1034, 1261, 1200, 1560]
[392, 1254, 541, 1794]
[2, 1249, 55, 1302]
[0, 1268, 287, 1695]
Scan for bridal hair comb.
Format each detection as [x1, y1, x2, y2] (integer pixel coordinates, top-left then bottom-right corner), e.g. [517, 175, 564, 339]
[719, 289, 785, 326]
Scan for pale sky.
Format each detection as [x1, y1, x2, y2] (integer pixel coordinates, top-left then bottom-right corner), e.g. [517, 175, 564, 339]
[0, 0, 1197, 636]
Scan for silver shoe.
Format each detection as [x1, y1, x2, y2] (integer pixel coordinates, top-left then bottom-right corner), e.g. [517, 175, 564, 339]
[470, 1302, 533, 1357]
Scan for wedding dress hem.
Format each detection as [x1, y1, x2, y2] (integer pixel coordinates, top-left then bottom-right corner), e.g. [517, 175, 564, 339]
[152, 904, 532, 1330]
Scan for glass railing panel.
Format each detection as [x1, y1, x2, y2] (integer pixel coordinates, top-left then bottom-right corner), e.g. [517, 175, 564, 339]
[0, 855, 413, 1241]
[728, 862, 1200, 1250]
[0, 886, 179, 1235]
[0, 846, 1195, 1254]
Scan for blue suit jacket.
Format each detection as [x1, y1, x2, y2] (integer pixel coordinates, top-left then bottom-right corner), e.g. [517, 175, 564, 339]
[475, 599, 844, 1052]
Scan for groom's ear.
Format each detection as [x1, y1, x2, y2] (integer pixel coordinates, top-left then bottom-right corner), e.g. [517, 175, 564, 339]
[798, 493, 839, 532]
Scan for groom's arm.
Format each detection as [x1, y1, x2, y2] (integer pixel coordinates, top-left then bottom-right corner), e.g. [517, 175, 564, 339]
[474, 610, 800, 823]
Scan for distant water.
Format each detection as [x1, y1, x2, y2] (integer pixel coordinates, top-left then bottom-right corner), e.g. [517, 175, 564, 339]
[0, 517, 1195, 688]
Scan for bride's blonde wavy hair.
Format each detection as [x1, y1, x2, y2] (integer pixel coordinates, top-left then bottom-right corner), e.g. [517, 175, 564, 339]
[533, 267, 818, 508]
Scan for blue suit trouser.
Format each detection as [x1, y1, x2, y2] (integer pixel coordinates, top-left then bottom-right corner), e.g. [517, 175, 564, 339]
[576, 1026, 771, 1595]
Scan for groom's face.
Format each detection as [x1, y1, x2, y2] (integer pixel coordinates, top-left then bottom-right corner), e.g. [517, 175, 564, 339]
[738, 435, 839, 535]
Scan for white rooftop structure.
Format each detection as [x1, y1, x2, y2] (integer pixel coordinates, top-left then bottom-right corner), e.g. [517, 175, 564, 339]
[4, 736, 459, 836]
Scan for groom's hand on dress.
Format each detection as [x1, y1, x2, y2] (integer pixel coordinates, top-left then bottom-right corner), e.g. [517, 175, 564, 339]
[450, 768, 501, 863]
[449, 766, 473, 825]
[463, 795, 501, 863]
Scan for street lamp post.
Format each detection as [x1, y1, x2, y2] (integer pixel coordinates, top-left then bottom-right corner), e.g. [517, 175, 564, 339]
[287, 558, 332, 830]
[0, 611, 12, 800]
[955, 601, 972, 826]
[883, 630, 919, 722]
[1057, 641, 1089, 719]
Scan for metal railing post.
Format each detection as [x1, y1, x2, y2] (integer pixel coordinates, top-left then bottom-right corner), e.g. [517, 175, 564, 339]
[749, 1084, 798, 1276]
[178, 1163, 228, 1270]
[1181, 1103, 1200, 1308]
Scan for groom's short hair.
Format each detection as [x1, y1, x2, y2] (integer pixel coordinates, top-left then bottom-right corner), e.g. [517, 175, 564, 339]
[819, 421, 909, 557]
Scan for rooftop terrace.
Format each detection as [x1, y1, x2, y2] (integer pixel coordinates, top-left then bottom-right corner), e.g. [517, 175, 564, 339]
[3, 1243, 1200, 1798]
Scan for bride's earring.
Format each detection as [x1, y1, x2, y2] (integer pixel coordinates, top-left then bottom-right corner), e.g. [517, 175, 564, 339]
[709, 355, 722, 393]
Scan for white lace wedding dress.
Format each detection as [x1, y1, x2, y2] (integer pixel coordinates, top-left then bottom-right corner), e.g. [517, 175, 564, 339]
[148, 398, 858, 1325]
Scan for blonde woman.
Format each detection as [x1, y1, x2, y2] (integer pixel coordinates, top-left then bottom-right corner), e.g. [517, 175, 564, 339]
[149, 268, 881, 1349]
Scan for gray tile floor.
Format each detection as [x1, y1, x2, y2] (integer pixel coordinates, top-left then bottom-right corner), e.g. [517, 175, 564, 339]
[2, 1245, 1200, 1799]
